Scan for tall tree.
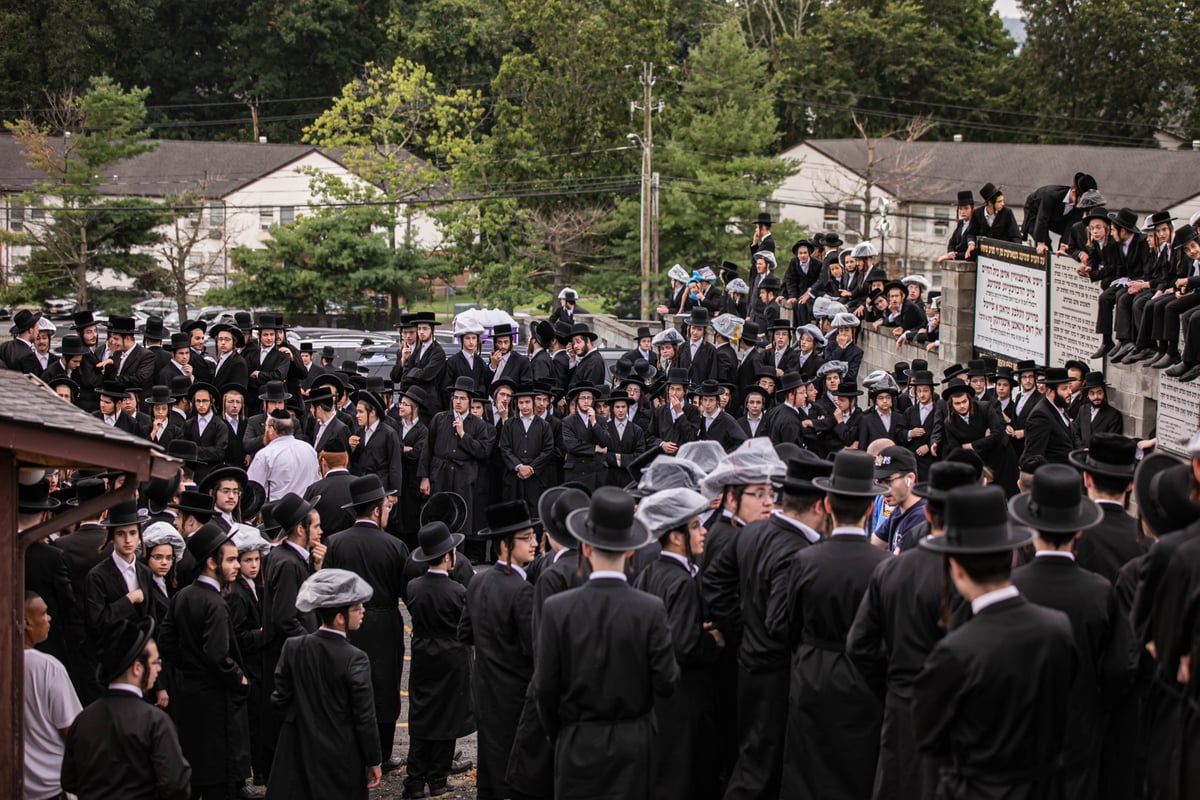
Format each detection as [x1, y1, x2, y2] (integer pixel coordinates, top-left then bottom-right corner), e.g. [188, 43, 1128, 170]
[2, 76, 166, 307]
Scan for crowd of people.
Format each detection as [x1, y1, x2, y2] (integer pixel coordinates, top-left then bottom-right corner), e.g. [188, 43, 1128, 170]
[9, 181, 1200, 800]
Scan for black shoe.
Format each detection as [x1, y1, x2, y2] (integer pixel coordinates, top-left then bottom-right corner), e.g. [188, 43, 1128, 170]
[450, 756, 473, 775]
[428, 783, 452, 797]
[1127, 347, 1157, 362]
[402, 787, 426, 800]
[1109, 342, 1134, 362]
[384, 757, 407, 772]
[1091, 342, 1114, 359]
[1179, 365, 1200, 382]
[1151, 352, 1180, 369]
[1166, 361, 1193, 378]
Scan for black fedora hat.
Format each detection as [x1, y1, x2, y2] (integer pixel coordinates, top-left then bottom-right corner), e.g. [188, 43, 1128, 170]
[97, 380, 129, 400]
[242, 480, 267, 521]
[19, 480, 61, 513]
[142, 316, 167, 340]
[565, 382, 599, 401]
[167, 331, 190, 351]
[258, 380, 292, 402]
[400, 385, 431, 412]
[198, 465, 248, 495]
[1009, 463, 1103, 533]
[411, 521, 465, 563]
[446, 376, 476, 397]
[10, 308, 43, 335]
[58, 334, 90, 357]
[1038, 367, 1073, 386]
[664, 368, 690, 387]
[940, 377, 973, 401]
[420, 492, 468, 533]
[303, 385, 336, 406]
[964, 358, 989, 377]
[905, 358, 929, 376]
[339, 474, 395, 510]
[685, 307, 710, 328]
[754, 211, 772, 226]
[532, 320, 556, 348]
[99, 617, 155, 684]
[412, 311, 440, 328]
[186, 381, 218, 401]
[813, 450, 887, 497]
[1081, 207, 1111, 227]
[979, 182, 1002, 203]
[186, 520, 235, 563]
[568, 323, 598, 341]
[635, 326, 653, 340]
[100, 499, 142, 528]
[71, 310, 98, 331]
[773, 451, 834, 494]
[275, 492, 320, 531]
[181, 319, 207, 334]
[144, 385, 174, 406]
[1144, 210, 1175, 229]
[143, 471, 182, 515]
[1014, 359, 1042, 375]
[168, 375, 192, 399]
[565, 486, 651, 551]
[774, 371, 805, 395]
[66, 477, 107, 507]
[908, 369, 936, 387]
[395, 312, 418, 329]
[835, 380, 863, 398]
[105, 314, 137, 336]
[1109, 207, 1140, 233]
[912, 460, 980, 502]
[956, 189, 974, 206]
[168, 489, 215, 518]
[1135, 454, 1200, 536]
[552, 321, 574, 344]
[1079, 371, 1108, 392]
[1068, 433, 1136, 479]
[478, 499, 537, 538]
[538, 486, 590, 548]
[695, 379, 722, 398]
[165, 439, 200, 466]
[354, 389, 386, 419]
[209, 322, 242, 342]
[1173, 223, 1198, 250]
[1073, 172, 1098, 193]
[48, 377, 80, 399]
[921, 485, 1033, 554]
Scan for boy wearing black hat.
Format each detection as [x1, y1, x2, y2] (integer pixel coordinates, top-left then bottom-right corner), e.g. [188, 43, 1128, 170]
[159, 523, 249, 800]
[1023, 368, 1075, 465]
[349, 388, 403, 494]
[405, 523, 473, 798]
[460, 500, 539, 800]
[1069, 434, 1141, 582]
[499, 385, 556, 507]
[770, 451, 890, 800]
[939, 190, 974, 262]
[703, 455, 831, 799]
[322, 475, 411, 771]
[676, 309, 716, 386]
[84, 502, 154, 660]
[62, 618, 192, 799]
[421, 378, 493, 536]
[1008, 465, 1133, 800]
[912, 486, 1076, 798]
[532, 487, 679, 800]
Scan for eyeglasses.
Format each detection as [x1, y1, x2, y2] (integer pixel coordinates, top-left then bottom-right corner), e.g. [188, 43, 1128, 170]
[148, 553, 175, 562]
[743, 490, 772, 501]
[513, 533, 537, 542]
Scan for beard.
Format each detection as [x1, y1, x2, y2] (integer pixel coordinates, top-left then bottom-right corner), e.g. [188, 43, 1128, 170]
[1051, 391, 1069, 410]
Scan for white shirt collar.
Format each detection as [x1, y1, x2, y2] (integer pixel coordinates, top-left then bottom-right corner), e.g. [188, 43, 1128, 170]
[108, 682, 143, 698]
[771, 510, 821, 543]
[1035, 549, 1075, 561]
[285, 539, 310, 560]
[494, 560, 528, 581]
[319, 626, 347, 638]
[552, 547, 575, 563]
[831, 526, 867, 538]
[589, 570, 628, 582]
[112, 550, 137, 574]
[196, 575, 221, 592]
[427, 568, 449, 576]
[660, 550, 698, 576]
[971, 584, 1020, 615]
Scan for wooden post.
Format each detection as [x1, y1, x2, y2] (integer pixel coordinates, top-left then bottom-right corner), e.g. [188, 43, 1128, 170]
[0, 453, 21, 797]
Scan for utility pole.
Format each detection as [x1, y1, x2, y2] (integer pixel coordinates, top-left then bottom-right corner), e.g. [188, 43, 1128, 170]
[631, 63, 665, 319]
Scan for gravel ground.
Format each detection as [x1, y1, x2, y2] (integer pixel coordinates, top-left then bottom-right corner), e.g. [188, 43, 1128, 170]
[374, 605, 480, 800]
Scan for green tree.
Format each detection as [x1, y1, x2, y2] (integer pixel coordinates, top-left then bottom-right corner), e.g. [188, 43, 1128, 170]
[212, 207, 397, 323]
[2, 76, 166, 307]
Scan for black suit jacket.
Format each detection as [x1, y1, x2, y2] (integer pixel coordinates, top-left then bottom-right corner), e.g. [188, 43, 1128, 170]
[699, 410, 747, 452]
[1076, 504, 1143, 584]
[1023, 401, 1074, 465]
[396, 341, 447, 414]
[351, 421, 404, 493]
[84, 554, 155, 644]
[445, 351, 491, 395]
[676, 340, 715, 386]
[491, 352, 534, 389]
[304, 469, 357, 535]
[858, 408, 908, 450]
[105, 344, 156, 392]
[946, 216, 972, 259]
[569, 348, 607, 390]
[1069, 403, 1123, 450]
[0, 338, 43, 376]
[182, 413, 230, 469]
[709, 342, 738, 385]
[212, 352, 249, 393]
[55, 524, 111, 607]
[312, 415, 352, 454]
[1025, 183, 1081, 247]
[530, 348, 555, 384]
[965, 205, 1022, 245]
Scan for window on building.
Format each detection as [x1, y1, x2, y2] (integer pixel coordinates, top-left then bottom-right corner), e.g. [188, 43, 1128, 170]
[823, 203, 839, 228]
[910, 206, 927, 233]
[207, 205, 225, 228]
[8, 205, 25, 231]
[279, 206, 295, 225]
[29, 198, 45, 222]
[844, 202, 863, 235]
[259, 207, 274, 230]
[933, 208, 949, 237]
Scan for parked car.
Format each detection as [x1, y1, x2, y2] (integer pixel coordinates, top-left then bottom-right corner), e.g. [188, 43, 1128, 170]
[42, 298, 77, 319]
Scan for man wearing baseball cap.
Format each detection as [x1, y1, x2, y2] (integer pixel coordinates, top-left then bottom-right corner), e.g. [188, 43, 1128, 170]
[870, 446, 924, 553]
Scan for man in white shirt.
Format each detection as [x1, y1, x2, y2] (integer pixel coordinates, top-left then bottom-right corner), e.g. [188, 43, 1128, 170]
[248, 411, 322, 501]
[24, 591, 82, 800]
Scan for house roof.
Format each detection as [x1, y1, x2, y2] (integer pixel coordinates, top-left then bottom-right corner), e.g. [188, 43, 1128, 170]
[784, 139, 1200, 211]
[0, 137, 423, 199]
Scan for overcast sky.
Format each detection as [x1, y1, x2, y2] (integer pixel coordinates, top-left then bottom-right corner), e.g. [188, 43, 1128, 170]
[994, 0, 1022, 16]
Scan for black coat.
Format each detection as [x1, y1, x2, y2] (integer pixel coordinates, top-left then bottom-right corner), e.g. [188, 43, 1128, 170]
[912, 595, 1077, 800]
[159, 579, 249, 785]
[459, 565, 535, 799]
[350, 421, 403, 493]
[499, 415, 556, 507]
[104, 344, 156, 392]
[407, 572, 474, 739]
[708, 341, 739, 385]
[946, 216, 972, 259]
[569, 348, 607, 390]
[676, 340, 715, 386]
[212, 352, 249, 394]
[445, 350, 491, 396]
[699, 409, 747, 452]
[858, 407, 908, 450]
[269, 630, 381, 799]
[26, 539, 77, 667]
[394, 340, 447, 415]
[847, 546, 964, 800]
[1070, 403, 1124, 450]
[0, 337, 43, 375]
[489, 350, 534, 389]
[1076, 503, 1143, 584]
[560, 410, 610, 489]
[62, 689, 192, 800]
[966, 204, 1022, 245]
[603, 418, 646, 488]
[84, 554, 154, 645]
[645, 403, 700, 452]
[771, 533, 890, 800]
[1011, 555, 1135, 799]
[322, 522, 411, 727]
[395, 420, 428, 540]
[1023, 400, 1074, 465]
[312, 415, 352, 454]
[304, 469, 357, 537]
[634, 556, 721, 800]
[420, 411, 493, 534]
[904, 402, 944, 480]
[182, 413, 230, 476]
[532, 578, 679, 800]
[262, 541, 317, 749]
[943, 403, 1019, 495]
[1024, 183, 1081, 248]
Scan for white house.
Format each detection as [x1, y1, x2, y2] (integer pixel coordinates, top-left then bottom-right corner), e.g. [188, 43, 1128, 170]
[773, 138, 1200, 280]
[0, 138, 443, 296]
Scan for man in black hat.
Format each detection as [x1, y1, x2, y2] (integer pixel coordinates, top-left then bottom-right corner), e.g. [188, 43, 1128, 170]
[768, 451, 889, 800]
[101, 314, 156, 392]
[304, 438, 357, 536]
[259, 492, 321, 780]
[847, 461, 977, 800]
[703, 454, 832, 799]
[1067, 372, 1122, 451]
[858, 376, 907, 450]
[461, 499, 539, 800]
[625, 325, 658, 369]
[902, 368, 943, 480]
[675, 309, 715, 386]
[939, 190, 975, 262]
[41, 333, 93, 398]
[564, 323, 604, 390]
[181, 319, 213, 384]
[395, 312, 447, 416]
[323, 475, 411, 772]
[62, 617, 192, 799]
[182, 382, 229, 484]
[346, 388, 403, 494]
[404, 524, 473, 797]
[487, 322, 533, 388]
[749, 211, 775, 263]
[1064, 434, 1140, 583]
[83, 501, 153, 662]
[241, 380, 293, 462]
[1010, 466, 1135, 799]
[527, 321, 558, 384]
[912, 485, 1076, 798]
[782, 240, 822, 326]
[499, 384, 556, 508]
[532, 487, 679, 800]
[645, 368, 700, 456]
[159, 522, 250, 800]
[695, 379, 746, 453]
[0, 307, 45, 376]
[211, 323, 250, 393]
[421, 378, 493, 535]
[1023, 367, 1075, 465]
[560, 383, 611, 492]
[1024, 172, 1098, 254]
[306, 384, 352, 453]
